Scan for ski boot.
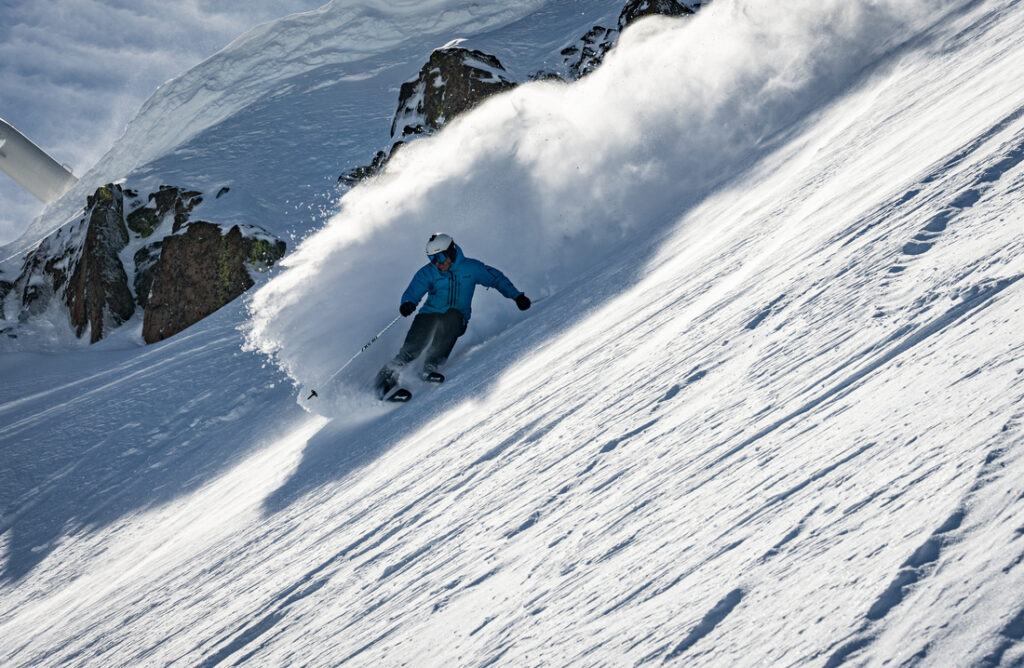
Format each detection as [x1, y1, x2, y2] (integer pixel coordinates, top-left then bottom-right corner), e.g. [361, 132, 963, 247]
[375, 367, 399, 400]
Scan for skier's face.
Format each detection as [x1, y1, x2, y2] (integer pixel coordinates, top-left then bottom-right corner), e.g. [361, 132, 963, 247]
[434, 256, 452, 272]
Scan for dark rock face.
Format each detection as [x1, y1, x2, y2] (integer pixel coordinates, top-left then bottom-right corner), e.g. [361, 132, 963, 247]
[133, 242, 163, 309]
[0, 277, 12, 321]
[126, 206, 160, 238]
[342, 46, 517, 185]
[245, 235, 287, 269]
[392, 47, 517, 140]
[65, 184, 135, 342]
[3, 182, 284, 346]
[142, 223, 285, 344]
[559, 0, 708, 81]
[561, 26, 617, 80]
[10, 184, 133, 342]
[339, 150, 389, 187]
[618, 0, 697, 31]
[126, 185, 203, 237]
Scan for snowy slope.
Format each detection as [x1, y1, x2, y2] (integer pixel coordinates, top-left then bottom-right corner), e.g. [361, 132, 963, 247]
[2, 0, 1024, 666]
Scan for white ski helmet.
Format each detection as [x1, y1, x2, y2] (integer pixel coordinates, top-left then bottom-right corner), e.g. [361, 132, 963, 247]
[425, 233, 455, 262]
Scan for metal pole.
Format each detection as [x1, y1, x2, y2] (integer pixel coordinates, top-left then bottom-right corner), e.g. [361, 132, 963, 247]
[307, 315, 402, 399]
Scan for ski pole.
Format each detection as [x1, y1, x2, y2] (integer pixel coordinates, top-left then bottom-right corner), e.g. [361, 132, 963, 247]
[307, 315, 402, 399]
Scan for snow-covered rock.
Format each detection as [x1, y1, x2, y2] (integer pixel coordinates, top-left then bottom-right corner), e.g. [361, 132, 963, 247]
[342, 45, 517, 186]
[0, 183, 285, 345]
[618, 0, 704, 31]
[0, 275, 11, 321]
[560, 0, 708, 80]
[391, 46, 518, 143]
[65, 185, 135, 343]
[560, 25, 617, 80]
[7, 184, 134, 343]
[127, 185, 204, 237]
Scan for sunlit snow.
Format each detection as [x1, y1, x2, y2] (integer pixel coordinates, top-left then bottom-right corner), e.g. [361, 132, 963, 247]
[2, 0, 1023, 666]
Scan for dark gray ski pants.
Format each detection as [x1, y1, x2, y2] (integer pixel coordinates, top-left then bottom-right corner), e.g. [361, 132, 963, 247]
[380, 308, 467, 381]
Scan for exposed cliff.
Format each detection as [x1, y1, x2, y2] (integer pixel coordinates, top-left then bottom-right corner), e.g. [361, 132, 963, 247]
[0, 183, 285, 345]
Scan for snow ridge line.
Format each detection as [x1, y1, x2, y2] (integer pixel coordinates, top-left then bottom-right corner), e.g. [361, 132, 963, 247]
[192, 462, 472, 665]
[892, 122, 1024, 271]
[835, 102, 1024, 257]
[820, 511, 966, 668]
[698, 275, 1022, 475]
[821, 412, 1024, 667]
[0, 330, 235, 431]
[661, 588, 746, 663]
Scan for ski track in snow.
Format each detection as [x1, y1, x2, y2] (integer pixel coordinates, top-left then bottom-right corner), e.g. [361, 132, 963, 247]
[2, 0, 1024, 666]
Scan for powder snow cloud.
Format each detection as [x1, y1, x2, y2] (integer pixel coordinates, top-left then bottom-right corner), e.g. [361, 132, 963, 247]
[245, 0, 949, 394]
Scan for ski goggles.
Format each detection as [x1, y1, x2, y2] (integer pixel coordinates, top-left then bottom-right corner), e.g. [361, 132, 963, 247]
[430, 251, 449, 264]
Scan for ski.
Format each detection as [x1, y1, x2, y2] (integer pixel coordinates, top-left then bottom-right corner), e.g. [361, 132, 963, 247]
[386, 388, 413, 402]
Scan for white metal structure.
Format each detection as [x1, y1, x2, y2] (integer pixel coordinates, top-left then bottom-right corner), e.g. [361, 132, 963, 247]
[0, 117, 77, 204]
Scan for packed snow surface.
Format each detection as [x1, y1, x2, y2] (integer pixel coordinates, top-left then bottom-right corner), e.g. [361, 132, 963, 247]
[2, 0, 1024, 666]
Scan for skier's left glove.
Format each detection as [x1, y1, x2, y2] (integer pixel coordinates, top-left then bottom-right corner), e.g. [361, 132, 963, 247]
[400, 302, 416, 317]
[515, 294, 531, 311]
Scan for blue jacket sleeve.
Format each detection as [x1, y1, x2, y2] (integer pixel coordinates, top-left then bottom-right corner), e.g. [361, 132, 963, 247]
[401, 265, 432, 306]
[471, 261, 521, 299]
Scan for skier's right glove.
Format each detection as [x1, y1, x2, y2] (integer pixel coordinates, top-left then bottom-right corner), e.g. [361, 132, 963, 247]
[400, 302, 416, 317]
[515, 294, 531, 311]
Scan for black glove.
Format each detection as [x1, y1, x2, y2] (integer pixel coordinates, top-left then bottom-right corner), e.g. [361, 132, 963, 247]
[515, 294, 531, 311]
[400, 301, 416, 317]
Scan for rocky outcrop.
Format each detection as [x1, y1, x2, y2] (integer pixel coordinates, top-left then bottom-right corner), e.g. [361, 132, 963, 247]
[391, 47, 517, 142]
[341, 1, 711, 185]
[15, 224, 80, 321]
[126, 185, 203, 237]
[65, 184, 135, 342]
[341, 45, 517, 185]
[1, 182, 285, 346]
[339, 150, 390, 187]
[133, 241, 162, 309]
[142, 223, 285, 344]
[618, 0, 701, 31]
[9, 183, 134, 343]
[560, 0, 708, 81]
[0, 276, 12, 321]
[560, 26, 617, 80]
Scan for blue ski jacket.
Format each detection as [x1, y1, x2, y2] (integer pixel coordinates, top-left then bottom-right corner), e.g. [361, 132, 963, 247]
[401, 244, 522, 322]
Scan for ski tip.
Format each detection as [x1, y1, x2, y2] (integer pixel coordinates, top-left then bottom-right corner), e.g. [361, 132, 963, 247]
[386, 388, 413, 402]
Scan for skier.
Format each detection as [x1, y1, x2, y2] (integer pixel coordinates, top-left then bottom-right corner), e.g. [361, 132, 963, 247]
[374, 233, 531, 400]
